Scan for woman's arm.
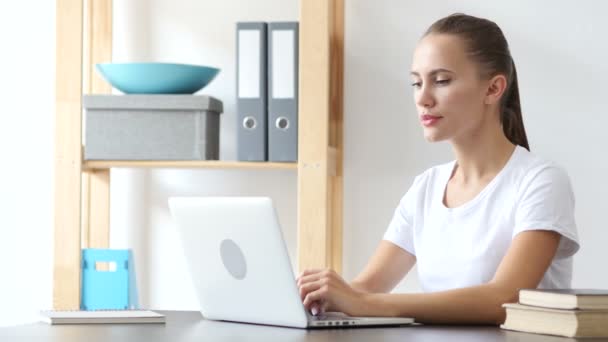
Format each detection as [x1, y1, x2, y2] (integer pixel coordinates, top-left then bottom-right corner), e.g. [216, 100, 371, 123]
[350, 241, 417, 293]
[299, 230, 560, 325]
[362, 230, 560, 324]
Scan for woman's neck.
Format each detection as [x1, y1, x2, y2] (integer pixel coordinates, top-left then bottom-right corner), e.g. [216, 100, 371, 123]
[450, 121, 516, 184]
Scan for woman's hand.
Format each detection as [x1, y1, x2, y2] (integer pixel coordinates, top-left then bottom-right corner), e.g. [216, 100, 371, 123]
[296, 269, 368, 316]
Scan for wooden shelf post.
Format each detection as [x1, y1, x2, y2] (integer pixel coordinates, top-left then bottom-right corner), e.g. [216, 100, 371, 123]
[82, 0, 112, 250]
[298, 0, 344, 274]
[54, 0, 85, 310]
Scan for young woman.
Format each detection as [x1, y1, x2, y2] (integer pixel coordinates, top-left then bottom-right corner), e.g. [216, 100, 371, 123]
[297, 13, 579, 325]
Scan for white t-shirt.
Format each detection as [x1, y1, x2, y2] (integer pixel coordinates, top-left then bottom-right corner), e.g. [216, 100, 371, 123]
[383, 146, 579, 292]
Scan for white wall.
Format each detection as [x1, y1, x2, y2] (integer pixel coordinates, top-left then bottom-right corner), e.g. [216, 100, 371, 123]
[0, 1, 54, 325]
[1, 0, 607, 323]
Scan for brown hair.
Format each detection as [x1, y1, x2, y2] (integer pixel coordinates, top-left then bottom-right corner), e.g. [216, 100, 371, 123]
[425, 13, 529, 151]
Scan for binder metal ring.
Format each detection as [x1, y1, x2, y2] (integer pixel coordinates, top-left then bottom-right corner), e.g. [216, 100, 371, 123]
[275, 116, 290, 131]
[243, 116, 257, 130]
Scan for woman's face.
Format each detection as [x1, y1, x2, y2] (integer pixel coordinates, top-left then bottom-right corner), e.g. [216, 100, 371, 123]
[410, 33, 491, 143]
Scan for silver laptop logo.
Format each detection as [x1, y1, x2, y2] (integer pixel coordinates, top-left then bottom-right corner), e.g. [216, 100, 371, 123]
[220, 239, 247, 280]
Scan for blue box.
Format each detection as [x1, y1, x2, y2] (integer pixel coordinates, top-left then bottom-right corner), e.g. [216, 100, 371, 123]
[81, 249, 139, 310]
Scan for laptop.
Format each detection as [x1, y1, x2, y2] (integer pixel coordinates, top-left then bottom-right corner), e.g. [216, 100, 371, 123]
[168, 196, 415, 329]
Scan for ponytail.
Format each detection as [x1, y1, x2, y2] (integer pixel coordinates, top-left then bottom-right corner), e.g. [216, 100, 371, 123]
[501, 61, 529, 151]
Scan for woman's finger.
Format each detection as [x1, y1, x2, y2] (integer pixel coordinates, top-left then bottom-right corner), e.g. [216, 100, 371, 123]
[310, 299, 328, 316]
[310, 302, 320, 316]
[302, 285, 329, 309]
[320, 299, 329, 314]
[298, 278, 326, 300]
[297, 271, 324, 287]
[297, 268, 335, 287]
[298, 269, 324, 281]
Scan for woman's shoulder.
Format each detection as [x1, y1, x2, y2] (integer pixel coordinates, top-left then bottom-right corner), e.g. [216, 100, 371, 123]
[510, 146, 572, 186]
[500, 146, 574, 203]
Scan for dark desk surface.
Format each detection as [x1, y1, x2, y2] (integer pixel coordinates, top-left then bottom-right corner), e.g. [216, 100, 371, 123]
[0, 311, 586, 341]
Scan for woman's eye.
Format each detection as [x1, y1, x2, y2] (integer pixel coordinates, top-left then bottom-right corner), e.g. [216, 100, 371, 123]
[436, 79, 451, 85]
[411, 81, 422, 88]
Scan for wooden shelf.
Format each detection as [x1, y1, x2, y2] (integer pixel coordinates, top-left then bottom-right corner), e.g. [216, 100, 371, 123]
[54, 0, 343, 310]
[83, 160, 298, 170]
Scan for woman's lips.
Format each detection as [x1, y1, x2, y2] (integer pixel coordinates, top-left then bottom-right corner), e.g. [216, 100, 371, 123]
[420, 114, 442, 127]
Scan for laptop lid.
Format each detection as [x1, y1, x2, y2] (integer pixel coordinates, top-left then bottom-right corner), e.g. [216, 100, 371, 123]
[168, 196, 309, 328]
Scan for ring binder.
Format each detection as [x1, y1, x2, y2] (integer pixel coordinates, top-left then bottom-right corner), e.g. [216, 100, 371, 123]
[236, 22, 268, 161]
[267, 22, 299, 162]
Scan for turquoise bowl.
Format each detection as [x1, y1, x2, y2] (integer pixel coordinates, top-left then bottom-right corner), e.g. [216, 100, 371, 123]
[95, 63, 220, 94]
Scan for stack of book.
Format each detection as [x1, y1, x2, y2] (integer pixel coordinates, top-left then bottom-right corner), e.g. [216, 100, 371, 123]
[501, 289, 608, 338]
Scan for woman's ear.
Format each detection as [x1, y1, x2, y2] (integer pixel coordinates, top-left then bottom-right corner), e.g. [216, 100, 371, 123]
[485, 74, 508, 105]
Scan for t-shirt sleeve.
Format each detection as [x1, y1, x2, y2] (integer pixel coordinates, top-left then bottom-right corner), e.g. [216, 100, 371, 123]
[514, 165, 579, 259]
[383, 177, 420, 256]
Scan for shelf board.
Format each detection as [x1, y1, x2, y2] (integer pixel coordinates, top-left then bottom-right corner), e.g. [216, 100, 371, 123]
[83, 160, 298, 170]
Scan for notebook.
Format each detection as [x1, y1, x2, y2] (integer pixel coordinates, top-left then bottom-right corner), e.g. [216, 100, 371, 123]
[39, 310, 165, 324]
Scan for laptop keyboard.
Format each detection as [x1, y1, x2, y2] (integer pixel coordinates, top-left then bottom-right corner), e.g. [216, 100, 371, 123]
[310, 312, 361, 321]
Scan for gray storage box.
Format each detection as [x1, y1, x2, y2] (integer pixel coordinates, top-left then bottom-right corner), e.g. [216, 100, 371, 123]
[83, 95, 223, 160]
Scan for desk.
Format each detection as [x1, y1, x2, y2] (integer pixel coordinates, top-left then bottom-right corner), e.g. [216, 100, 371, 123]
[0, 311, 583, 341]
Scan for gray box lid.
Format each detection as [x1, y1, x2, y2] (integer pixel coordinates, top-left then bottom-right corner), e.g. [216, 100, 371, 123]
[83, 94, 223, 113]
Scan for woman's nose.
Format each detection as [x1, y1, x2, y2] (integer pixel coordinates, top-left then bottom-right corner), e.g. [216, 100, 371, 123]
[416, 86, 435, 108]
